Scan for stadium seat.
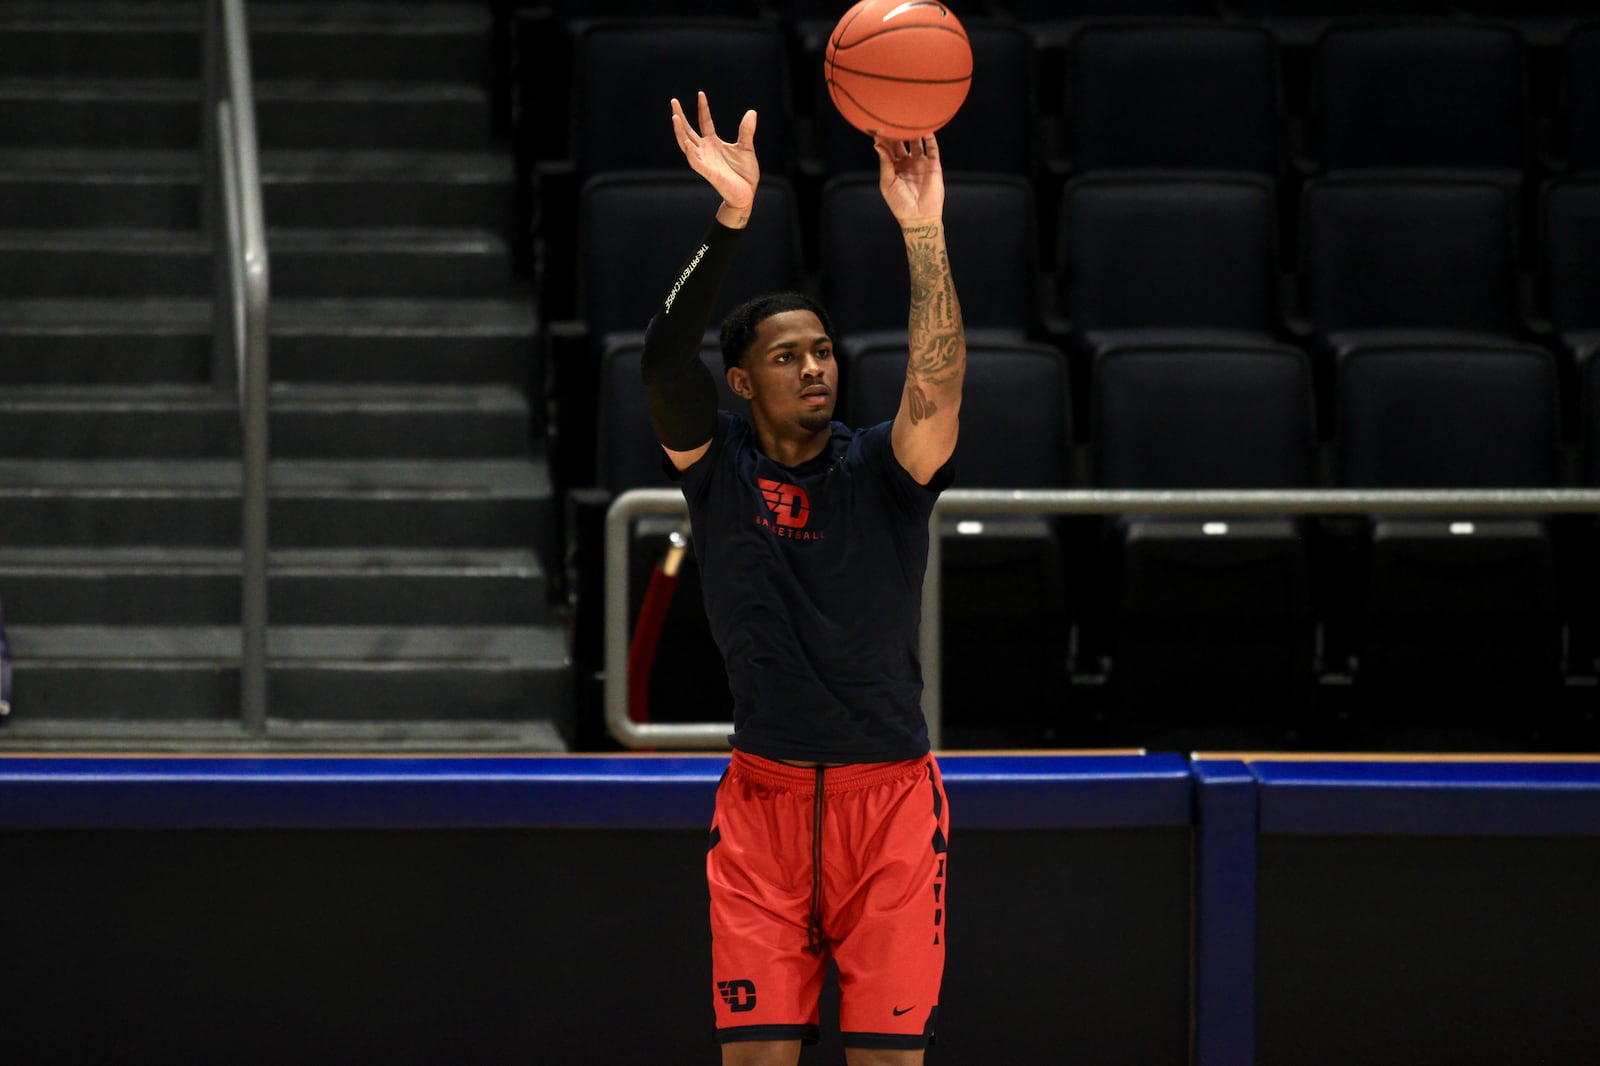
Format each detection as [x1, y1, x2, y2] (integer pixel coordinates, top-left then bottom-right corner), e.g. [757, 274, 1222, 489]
[1333, 343, 1564, 747]
[1227, 2, 1456, 52]
[1054, 171, 1285, 427]
[1059, 22, 1284, 176]
[1454, 2, 1597, 51]
[1055, 171, 1283, 355]
[1089, 343, 1319, 748]
[1540, 176, 1600, 368]
[1297, 175, 1522, 364]
[566, 19, 791, 180]
[818, 173, 1038, 353]
[846, 340, 1076, 747]
[536, 18, 793, 324]
[1556, 21, 1600, 172]
[1572, 354, 1600, 710]
[1306, 23, 1529, 182]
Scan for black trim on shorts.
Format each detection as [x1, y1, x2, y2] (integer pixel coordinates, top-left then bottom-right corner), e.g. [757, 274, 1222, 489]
[716, 1023, 820, 1046]
[841, 1031, 934, 1050]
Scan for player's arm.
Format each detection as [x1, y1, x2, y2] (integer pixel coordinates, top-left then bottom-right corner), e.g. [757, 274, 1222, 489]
[876, 133, 965, 486]
[642, 93, 759, 472]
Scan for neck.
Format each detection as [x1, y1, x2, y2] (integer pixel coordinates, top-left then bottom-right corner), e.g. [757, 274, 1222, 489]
[752, 416, 831, 468]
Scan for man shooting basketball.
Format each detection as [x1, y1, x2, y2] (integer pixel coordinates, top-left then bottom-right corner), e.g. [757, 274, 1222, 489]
[640, 91, 966, 1065]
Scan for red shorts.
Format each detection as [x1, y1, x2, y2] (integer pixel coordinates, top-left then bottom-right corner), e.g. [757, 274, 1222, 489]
[708, 750, 950, 1050]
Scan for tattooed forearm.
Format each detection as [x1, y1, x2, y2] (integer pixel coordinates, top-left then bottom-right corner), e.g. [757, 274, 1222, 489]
[903, 224, 966, 401]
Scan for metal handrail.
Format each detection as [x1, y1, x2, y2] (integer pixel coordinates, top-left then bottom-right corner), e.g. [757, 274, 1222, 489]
[203, 0, 271, 735]
[606, 487, 1600, 751]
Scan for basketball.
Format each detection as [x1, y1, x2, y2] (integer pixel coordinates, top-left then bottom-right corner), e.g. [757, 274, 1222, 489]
[824, 0, 973, 140]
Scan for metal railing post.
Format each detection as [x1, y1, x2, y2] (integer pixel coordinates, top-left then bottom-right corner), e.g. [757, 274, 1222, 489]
[206, 0, 271, 736]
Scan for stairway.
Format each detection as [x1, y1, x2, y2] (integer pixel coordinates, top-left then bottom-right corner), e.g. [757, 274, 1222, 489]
[0, 1, 569, 750]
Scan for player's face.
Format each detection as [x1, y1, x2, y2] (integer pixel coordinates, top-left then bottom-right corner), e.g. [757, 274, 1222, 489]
[733, 309, 837, 434]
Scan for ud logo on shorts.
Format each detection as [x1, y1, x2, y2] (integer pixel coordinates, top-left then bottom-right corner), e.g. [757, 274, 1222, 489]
[757, 478, 810, 528]
[717, 979, 758, 1013]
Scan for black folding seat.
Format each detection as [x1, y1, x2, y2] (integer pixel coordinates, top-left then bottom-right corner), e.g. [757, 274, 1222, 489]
[818, 174, 1037, 354]
[1306, 23, 1529, 184]
[549, 172, 801, 489]
[1060, 22, 1284, 176]
[1539, 177, 1600, 367]
[1538, 176, 1600, 440]
[1335, 343, 1564, 748]
[1229, 2, 1454, 47]
[1056, 171, 1283, 355]
[1556, 22, 1600, 172]
[1090, 344, 1319, 749]
[1572, 354, 1600, 708]
[1453, 2, 1596, 51]
[536, 19, 793, 324]
[567, 20, 791, 180]
[1298, 175, 1521, 364]
[999, 1, 1222, 55]
[814, 20, 1038, 181]
[846, 341, 1076, 747]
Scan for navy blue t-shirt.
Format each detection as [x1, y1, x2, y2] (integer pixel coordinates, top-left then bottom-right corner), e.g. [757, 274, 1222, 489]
[673, 412, 952, 764]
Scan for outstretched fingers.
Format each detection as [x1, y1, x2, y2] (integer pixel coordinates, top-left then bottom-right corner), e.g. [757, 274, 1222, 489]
[697, 90, 717, 141]
[671, 98, 700, 155]
[735, 108, 758, 150]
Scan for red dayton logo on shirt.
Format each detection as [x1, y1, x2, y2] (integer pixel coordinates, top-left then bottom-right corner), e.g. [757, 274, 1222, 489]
[758, 478, 811, 528]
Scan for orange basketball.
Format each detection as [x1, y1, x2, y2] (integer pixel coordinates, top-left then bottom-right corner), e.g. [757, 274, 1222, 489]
[824, 0, 973, 140]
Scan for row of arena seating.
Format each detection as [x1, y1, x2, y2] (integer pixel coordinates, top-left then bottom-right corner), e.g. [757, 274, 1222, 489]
[546, 169, 1600, 476]
[574, 336, 1600, 753]
[521, 16, 1600, 211]
[520, 10, 1600, 165]
[536, 8, 1600, 754]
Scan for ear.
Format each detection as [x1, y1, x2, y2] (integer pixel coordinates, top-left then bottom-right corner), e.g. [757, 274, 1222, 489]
[727, 366, 752, 399]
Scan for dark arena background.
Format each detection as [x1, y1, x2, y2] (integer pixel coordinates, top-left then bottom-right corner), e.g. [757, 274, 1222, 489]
[2, 2, 1600, 1063]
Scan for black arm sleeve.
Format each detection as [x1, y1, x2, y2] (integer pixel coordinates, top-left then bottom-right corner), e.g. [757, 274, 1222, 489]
[641, 219, 743, 451]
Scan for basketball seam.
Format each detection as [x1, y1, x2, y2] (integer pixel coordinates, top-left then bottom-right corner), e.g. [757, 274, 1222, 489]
[827, 65, 971, 86]
[829, 1, 873, 52]
[829, 24, 970, 53]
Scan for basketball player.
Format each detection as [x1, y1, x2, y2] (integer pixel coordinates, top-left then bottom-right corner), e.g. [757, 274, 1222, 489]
[641, 92, 966, 1065]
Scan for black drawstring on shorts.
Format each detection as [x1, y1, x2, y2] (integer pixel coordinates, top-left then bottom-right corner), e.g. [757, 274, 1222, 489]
[806, 766, 826, 957]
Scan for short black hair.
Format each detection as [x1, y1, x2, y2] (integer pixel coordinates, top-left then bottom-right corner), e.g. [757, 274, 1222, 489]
[719, 292, 837, 373]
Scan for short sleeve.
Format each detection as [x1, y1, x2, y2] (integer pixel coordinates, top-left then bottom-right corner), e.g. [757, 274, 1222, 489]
[855, 421, 952, 521]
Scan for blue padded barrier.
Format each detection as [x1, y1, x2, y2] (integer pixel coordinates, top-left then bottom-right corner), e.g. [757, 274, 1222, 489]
[1251, 759, 1600, 836]
[1191, 755, 1600, 1066]
[0, 751, 1196, 1065]
[1192, 759, 1258, 1066]
[0, 752, 1194, 831]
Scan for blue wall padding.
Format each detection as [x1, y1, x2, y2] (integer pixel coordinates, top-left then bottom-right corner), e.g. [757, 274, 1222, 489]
[1253, 761, 1600, 836]
[0, 753, 1194, 831]
[1191, 759, 1258, 1066]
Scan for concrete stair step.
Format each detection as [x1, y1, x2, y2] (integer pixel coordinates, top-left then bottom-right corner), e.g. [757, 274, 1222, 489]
[0, 457, 553, 552]
[0, 78, 493, 149]
[0, 228, 514, 298]
[0, 148, 515, 229]
[0, 383, 533, 458]
[0, 4, 488, 81]
[4, 624, 572, 726]
[0, 298, 535, 386]
[0, 716, 570, 753]
[0, 546, 550, 625]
